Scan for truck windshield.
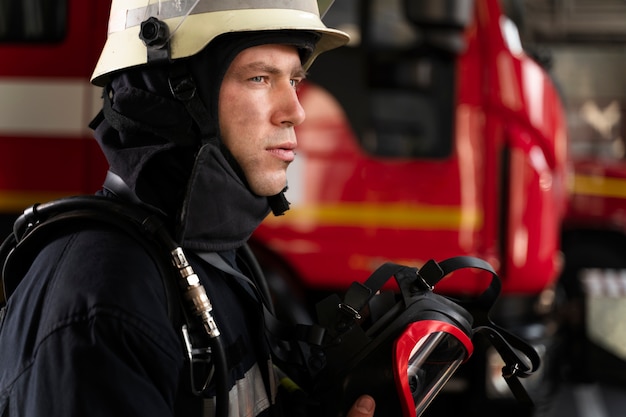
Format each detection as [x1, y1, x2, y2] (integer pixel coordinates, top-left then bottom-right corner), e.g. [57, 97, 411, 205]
[0, 0, 67, 43]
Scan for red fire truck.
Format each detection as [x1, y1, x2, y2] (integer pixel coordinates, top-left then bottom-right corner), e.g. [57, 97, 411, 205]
[0, 0, 109, 227]
[1, 0, 625, 415]
[250, 0, 569, 412]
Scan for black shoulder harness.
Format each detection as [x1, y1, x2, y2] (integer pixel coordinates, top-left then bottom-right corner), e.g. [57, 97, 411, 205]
[0, 195, 179, 317]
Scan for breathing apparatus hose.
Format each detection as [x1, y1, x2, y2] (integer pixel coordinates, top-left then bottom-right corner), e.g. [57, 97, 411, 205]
[6, 196, 230, 417]
[168, 246, 228, 417]
[209, 336, 229, 417]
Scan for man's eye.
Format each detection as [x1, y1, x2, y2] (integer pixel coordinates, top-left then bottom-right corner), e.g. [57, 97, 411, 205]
[250, 76, 265, 83]
[290, 79, 302, 88]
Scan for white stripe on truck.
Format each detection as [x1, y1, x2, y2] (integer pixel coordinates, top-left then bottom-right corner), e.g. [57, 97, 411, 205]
[0, 78, 102, 137]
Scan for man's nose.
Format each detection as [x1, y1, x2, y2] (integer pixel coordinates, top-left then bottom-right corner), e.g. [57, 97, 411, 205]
[273, 83, 306, 127]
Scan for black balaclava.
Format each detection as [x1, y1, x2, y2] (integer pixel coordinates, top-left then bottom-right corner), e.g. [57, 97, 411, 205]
[92, 30, 318, 252]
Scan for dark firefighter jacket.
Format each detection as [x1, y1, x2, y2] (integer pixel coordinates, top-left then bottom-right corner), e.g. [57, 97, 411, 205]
[0, 36, 294, 415]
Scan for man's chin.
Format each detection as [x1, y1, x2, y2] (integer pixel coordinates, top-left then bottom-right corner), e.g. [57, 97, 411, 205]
[249, 180, 287, 197]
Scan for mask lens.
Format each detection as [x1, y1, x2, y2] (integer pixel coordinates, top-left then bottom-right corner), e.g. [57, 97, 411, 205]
[394, 321, 473, 417]
[409, 332, 466, 415]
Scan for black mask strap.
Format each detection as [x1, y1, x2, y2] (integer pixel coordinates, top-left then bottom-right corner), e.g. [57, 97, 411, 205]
[168, 62, 217, 140]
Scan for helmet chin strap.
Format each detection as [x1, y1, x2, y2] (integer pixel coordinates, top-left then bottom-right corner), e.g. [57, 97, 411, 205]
[168, 63, 218, 140]
[268, 188, 291, 216]
[137, 14, 216, 141]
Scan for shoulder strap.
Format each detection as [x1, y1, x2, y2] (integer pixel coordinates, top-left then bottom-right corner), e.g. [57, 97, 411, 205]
[196, 250, 326, 348]
[0, 195, 180, 323]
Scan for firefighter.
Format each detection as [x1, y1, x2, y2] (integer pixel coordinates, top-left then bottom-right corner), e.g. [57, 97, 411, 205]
[0, 0, 375, 416]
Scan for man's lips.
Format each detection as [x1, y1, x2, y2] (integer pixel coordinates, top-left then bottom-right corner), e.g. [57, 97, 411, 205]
[268, 143, 296, 162]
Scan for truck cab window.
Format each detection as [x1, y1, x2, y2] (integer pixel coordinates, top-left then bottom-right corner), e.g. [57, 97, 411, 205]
[0, 0, 67, 42]
[310, 0, 459, 159]
[550, 46, 626, 160]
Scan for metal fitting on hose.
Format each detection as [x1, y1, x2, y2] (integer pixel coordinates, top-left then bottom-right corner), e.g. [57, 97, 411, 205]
[171, 247, 221, 338]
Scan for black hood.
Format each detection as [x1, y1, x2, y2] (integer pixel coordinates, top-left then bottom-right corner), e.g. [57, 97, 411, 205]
[91, 31, 319, 250]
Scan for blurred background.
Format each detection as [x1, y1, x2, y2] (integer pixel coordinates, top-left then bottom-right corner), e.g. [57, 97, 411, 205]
[1, 1, 625, 416]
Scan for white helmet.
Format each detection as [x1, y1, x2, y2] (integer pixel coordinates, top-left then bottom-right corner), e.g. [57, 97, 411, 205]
[91, 0, 349, 86]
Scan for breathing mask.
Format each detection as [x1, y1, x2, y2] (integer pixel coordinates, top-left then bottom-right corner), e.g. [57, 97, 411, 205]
[275, 256, 541, 417]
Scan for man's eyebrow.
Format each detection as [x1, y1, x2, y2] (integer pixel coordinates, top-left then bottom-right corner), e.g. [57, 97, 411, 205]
[237, 61, 307, 78]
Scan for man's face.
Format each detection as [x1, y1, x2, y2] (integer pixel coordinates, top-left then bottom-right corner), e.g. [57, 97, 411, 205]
[219, 43, 307, 196]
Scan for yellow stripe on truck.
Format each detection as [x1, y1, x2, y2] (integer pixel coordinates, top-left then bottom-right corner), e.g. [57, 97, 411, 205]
[572, 174, 626, 199]
[0, 190, 73, 213]
[263, 203, 482, 230]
